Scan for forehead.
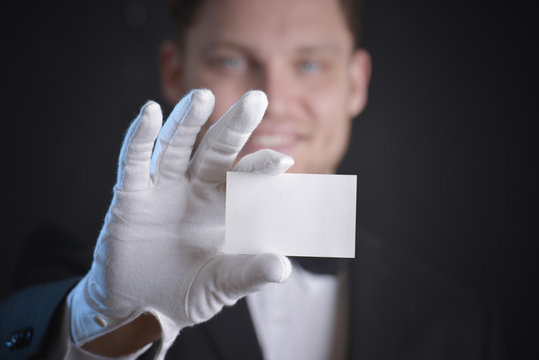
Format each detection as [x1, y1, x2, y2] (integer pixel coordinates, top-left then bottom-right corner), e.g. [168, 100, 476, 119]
[187, 0, 353, 54]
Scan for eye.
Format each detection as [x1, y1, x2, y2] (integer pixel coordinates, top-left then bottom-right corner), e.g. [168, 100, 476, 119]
[221, 57, 247, 69]
[298, 60, 322, 73]
[206, 53, 249, 72]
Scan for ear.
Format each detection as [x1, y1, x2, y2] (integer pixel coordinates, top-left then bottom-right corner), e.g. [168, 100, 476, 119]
[347, 48, 372, 118]
[159, 40, 184, 106]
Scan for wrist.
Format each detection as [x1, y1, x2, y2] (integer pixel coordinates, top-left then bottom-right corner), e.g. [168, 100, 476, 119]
[81, 313, 160, 357]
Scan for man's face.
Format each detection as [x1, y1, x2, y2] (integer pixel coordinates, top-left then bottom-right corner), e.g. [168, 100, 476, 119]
[162, 0, 370, 173]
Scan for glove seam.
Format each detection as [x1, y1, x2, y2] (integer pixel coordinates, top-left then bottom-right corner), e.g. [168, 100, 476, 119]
[184, 256, 216, 323]
[151, 94, 194, 186]
[187, 116, 234, 183]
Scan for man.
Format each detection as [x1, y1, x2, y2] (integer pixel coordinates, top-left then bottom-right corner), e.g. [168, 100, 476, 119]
[0, 0, 496, 359]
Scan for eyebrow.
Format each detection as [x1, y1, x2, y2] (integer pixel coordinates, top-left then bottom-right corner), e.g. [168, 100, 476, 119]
[293, 44, 345, 56]
[200, 40, 345, 57]
[200, 41, 256, 57]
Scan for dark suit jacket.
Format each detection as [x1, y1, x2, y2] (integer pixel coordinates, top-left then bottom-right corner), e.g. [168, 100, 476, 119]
[0, 224, 502, 359]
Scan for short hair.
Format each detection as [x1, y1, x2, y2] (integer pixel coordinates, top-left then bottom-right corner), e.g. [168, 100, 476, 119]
[167, 0, 363, 48]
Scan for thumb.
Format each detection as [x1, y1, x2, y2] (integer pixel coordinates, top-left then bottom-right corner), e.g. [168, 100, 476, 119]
[220, 253, 292, 295]
[233, 149, 294, 175]
[187, 253, 291, 323]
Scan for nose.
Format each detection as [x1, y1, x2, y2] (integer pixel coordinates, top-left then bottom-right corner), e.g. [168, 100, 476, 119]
[257, 63, 293, 119]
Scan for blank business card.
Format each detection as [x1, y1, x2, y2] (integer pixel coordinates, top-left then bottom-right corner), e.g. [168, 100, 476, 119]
[225, 172, 356, 258]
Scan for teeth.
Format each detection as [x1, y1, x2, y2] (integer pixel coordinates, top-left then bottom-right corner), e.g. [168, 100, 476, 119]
[250, 134, 295, 147]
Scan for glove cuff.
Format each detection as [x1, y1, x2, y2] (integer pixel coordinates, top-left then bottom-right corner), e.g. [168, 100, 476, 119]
[67, 275, 140, 345]
[67, 275, 182, 358]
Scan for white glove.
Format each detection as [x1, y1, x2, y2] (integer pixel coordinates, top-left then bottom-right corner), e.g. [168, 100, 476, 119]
[67, 89, 294, 358]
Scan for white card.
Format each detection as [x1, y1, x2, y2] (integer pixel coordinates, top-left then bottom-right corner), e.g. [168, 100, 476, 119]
[225, 172, 356, 258]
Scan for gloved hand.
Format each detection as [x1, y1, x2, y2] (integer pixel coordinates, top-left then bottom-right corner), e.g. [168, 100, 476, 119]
[67, 89, 294, 358]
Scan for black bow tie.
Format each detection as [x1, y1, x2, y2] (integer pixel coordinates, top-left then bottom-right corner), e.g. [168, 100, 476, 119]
[289, 257, 349, 275]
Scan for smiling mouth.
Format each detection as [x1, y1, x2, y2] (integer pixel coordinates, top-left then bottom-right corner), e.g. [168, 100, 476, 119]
[249, 133, 296, 147]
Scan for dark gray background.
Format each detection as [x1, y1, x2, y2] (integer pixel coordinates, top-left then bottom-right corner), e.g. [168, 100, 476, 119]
[1, 0, 535, 356]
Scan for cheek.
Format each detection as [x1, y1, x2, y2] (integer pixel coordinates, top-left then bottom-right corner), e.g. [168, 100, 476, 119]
[311, 87, 350, 140]
[307, 89, 352, 171]
[208, 83, 245, 120]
